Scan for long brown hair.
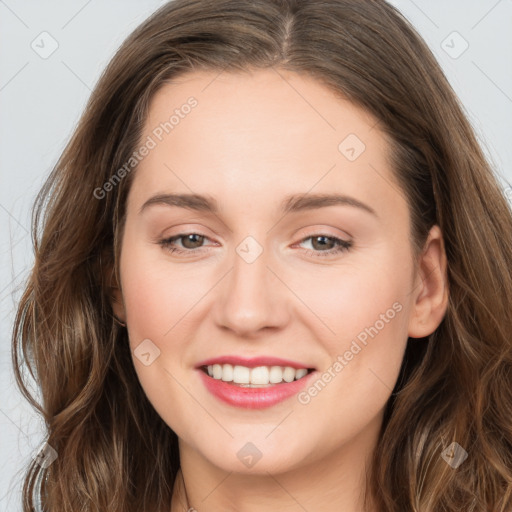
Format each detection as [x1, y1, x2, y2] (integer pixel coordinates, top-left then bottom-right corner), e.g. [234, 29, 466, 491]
[12, 1, 512, 510]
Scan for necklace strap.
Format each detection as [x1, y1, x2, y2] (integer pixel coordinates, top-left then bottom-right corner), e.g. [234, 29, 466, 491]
[181, 469, 191, 511]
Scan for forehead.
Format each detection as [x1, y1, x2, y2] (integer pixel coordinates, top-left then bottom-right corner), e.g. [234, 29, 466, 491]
[128, 68, 405, 225]
[144, 68, 382, 161]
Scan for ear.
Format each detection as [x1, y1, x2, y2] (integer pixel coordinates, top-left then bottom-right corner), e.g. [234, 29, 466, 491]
[104, 259, 126, 324]
[408, 225, 449, 338]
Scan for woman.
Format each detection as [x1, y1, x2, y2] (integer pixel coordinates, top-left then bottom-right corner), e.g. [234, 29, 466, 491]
[12, 0, 512, 510]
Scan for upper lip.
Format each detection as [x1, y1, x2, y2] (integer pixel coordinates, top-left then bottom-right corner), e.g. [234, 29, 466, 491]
[195, 356, 315, 370]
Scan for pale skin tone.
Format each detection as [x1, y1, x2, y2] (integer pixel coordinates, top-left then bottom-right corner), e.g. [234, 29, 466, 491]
[111, 68, 449, 512]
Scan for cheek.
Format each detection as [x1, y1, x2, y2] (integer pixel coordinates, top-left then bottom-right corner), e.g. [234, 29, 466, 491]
[120, 240, 206, 340]
[291, 246, 412, 402]
[292, 287, 410, 457]
[287, 244, 411, 345]
[118, 241, 203, 436]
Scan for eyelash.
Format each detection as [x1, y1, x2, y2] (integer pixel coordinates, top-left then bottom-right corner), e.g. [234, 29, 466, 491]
[158, 233, 353, 258]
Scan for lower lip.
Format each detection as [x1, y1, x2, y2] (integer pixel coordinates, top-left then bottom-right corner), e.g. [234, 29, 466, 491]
[198, 369, 316, 409]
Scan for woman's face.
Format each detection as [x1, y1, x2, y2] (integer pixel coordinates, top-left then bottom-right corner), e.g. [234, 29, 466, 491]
[114, 68, 447, 477]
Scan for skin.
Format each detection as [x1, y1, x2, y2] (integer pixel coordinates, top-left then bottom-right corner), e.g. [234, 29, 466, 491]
[111, 68, 449, 512]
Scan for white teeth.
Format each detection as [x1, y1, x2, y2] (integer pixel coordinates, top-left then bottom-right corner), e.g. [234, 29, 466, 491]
[269, 366, 283, 383]
[250, 366, 269, 385]
[282, 366, 296, 383]
[212, 364, 223, 380]
[205, 364, 310, 385]
[221, 363, 234, 381]
[295, 368, 308, 379]
[233, 365, 250, 384]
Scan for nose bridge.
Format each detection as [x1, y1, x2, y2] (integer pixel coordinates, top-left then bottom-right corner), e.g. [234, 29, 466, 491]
[213, 233, 287, 334]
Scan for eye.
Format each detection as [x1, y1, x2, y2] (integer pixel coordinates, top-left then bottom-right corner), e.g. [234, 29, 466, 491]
[296, 234, 353, 258]
[158, 232, 353, 258]
[158, 233, 214, 255]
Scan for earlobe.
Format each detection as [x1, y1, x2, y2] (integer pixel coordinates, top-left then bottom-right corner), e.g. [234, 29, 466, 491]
[407, 225, 449, 339]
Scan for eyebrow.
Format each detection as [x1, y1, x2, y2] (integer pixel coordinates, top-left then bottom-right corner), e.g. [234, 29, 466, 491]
[139, 192, 378, 218]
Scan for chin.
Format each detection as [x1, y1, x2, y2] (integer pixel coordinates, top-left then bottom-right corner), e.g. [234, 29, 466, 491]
[188, 432, 315, 476]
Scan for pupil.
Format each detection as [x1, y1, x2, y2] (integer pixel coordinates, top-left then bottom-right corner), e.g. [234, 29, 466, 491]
[313, 235, 332, 250]
[184, 234, 203, 249]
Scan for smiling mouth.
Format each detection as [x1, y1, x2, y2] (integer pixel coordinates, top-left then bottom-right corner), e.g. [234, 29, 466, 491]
[200, 364, 315, 387]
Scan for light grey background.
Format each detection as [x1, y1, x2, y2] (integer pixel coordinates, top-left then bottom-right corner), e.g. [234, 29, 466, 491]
[1, 1, 511, 510]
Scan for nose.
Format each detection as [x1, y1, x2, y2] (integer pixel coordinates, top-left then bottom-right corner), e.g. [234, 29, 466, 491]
[212, 238, 290, 337]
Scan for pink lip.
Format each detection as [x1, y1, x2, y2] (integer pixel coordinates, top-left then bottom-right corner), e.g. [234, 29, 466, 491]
[195, 355, 314, 370]
[198, 371, 316, 409]
[196, 357, 317, 409]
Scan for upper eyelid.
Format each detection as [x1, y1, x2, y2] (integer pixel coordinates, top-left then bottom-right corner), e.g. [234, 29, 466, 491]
[163, 232, 217, 244]
[161, 231, 351, 247]
[160, 223, 352, 241]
